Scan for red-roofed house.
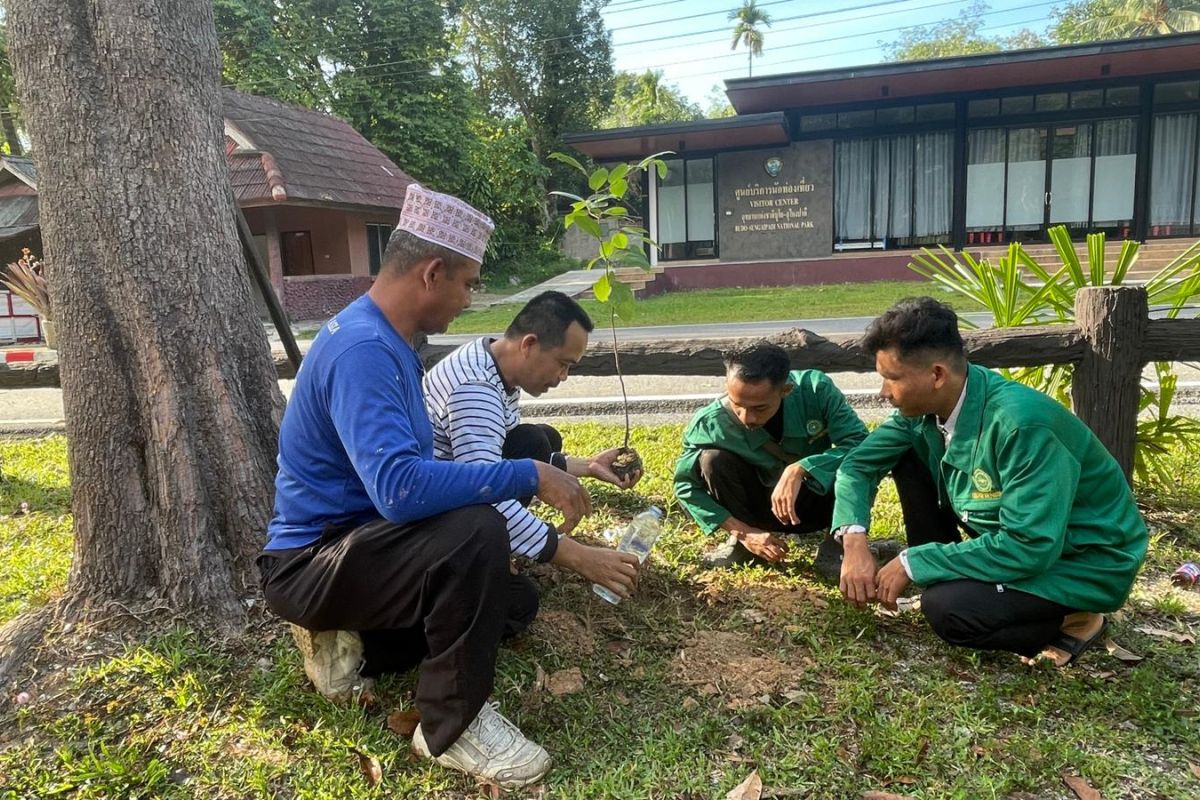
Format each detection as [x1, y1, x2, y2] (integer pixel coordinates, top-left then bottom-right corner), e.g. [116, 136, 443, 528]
[0, 89, 415, 329]
[222, 89, 414, 320]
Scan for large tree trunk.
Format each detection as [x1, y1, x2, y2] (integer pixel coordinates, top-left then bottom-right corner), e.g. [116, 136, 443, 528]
[6, 0, 284, 631]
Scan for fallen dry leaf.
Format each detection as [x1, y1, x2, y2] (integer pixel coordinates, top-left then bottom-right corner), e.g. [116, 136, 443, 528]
[1104, 638, 1144, 662]
[699, 682, 720, 696]
[1061, 773, 1102, 800]
[862, 792, 915, 800]
[547, 667, 585, 697]
[726, 769, 763, 800]
[682, 696, 699, 711]
[1189, 761, 1200, 781]
[1134, 625, 1195, 644]
[354, 749, 382, 787]
[385, 708, 420, 738]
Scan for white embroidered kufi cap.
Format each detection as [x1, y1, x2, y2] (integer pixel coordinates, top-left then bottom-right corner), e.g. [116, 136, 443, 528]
[395, 184, 495, 264]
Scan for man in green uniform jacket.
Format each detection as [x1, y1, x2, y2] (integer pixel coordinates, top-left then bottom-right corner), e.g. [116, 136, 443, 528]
[833, 297, 1148, 664]
[675, 342, 876, 569]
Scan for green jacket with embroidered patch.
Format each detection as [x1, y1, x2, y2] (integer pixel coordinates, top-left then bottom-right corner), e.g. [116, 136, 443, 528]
[831, 363, 1148, 612]
[675, 370, 868, 535]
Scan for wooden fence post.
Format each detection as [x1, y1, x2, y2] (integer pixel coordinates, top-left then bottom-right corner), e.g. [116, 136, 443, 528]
[1071, 286, 1148, 484]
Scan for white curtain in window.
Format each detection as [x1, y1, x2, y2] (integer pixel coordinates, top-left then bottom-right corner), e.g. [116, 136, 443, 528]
[1006, 128, 1046, 229]
[657, 160, 687, 244]
[835, 139, 872, 241]
[1093, 118, 1137, 225]
[888, 137, 913, 239]
[872, 139, 891, 241]
[913, 132, 953, 237]
[1150, 114, 1197, 227]
[686, 159, 715, 241]
[966, 129, 1005, 230]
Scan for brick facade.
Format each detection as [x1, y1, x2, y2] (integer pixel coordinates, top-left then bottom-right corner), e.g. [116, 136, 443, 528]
[283, 275, 374, 322]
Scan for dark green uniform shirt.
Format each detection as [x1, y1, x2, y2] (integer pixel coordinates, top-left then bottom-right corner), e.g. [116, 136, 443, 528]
[832, 364, 1148, 612]
[675, 370, 868, 534]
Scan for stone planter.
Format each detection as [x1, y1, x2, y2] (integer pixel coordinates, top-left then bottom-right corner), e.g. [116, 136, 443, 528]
[41, 319, 56, 350]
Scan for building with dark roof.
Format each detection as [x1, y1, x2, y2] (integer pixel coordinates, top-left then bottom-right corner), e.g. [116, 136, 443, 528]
[0, 90, 415, 329]
[565, 33, 1200, 291]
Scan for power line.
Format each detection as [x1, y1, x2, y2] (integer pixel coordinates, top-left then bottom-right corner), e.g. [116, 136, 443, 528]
[224, 0, 948, 91]
[617, 0, 973, 57]
[619, 0, 1059, 72]
[608, 0, 801, 33]
[672, 11, 1057, 81]
[249, 0, 1053, 91]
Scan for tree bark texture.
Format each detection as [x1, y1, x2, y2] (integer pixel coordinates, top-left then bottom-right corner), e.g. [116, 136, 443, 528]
[7, 0, 284, 628]
[1071, 286, 1148, 484]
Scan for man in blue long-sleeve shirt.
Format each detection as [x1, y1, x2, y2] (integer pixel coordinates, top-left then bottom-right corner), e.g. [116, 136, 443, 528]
[258, 185, 598, 789]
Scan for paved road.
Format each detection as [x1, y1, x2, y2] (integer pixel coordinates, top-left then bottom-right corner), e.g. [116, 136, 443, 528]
[6, 311, 1200, 432]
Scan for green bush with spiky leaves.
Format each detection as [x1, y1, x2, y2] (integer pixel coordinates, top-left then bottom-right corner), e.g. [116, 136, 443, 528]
[910, 226, 1200, 484]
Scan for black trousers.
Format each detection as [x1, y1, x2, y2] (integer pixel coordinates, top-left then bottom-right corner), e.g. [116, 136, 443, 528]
[694, 447, 951, 542]
[503, 423, 562, 506]
[257, 506, 534, 756]
[886, 452, 1078, 656]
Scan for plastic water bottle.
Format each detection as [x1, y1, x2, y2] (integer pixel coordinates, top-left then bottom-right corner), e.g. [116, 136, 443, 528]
[592, 506, 665, 605]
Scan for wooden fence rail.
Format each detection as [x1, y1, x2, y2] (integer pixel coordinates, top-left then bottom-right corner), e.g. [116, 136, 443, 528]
[4, 287, 1200, 480]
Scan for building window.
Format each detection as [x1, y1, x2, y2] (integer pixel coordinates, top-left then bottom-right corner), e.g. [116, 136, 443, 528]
[1035, 92, 1068, 112]
[876, 105, 915, 126]
[1150, 113, 1200, 236]
[966, 119, 1137, 245]
[656, 157, 716, 260]
[1001, 95, 1034, 115]
[914, 102, 955, 121]
[1070, 89, 1104, 109]
[837, 109, 875, 129]
[834, 131, 952, 249]
[1155, 81, 1200, 106]
[968, 98, 1000, 118]
[367, 223, 391, 276]
[280, 231, 314, 276]
[1105, 86, 1140, 107]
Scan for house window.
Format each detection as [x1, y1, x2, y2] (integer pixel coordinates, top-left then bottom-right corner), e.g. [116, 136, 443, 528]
[280, 231, 314, 276]
[1150, 113, 1200, 236]
[834, 131, 953, 249]
[656, 157, 716, 261]
[367, 223, 391, 275]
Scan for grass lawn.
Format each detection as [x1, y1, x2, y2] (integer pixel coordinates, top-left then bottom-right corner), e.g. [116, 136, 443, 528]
[1, 429, 1198, 799]
[446, 281, 977, 335]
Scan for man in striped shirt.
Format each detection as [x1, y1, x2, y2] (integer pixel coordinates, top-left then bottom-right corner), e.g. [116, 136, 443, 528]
[426, 291, 643, 597]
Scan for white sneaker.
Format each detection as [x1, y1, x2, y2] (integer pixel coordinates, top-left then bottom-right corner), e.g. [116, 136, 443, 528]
[412, 700, 551, 788]
[288, 624, 373, 702]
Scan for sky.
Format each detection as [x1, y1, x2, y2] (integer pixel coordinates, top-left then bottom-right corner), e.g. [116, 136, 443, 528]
[599, 0, 1067, 107]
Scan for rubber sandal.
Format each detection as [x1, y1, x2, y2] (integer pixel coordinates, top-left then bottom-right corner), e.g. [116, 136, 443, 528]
[1047, 616, 1109, 666]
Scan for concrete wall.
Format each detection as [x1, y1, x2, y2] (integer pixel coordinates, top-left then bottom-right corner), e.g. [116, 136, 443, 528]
[716, 140, 834, 262]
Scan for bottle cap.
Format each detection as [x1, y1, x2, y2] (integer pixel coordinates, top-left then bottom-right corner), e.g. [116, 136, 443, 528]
[645, 505, 664, 519]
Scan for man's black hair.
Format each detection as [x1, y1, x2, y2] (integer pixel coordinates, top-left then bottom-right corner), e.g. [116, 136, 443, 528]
[723, 341, 791, 387]
[861, 296, 967, 368]
[505, 291, 594, 348]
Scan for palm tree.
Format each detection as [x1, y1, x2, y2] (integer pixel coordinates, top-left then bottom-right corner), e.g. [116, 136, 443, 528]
[1079, 0, 1200, 38]
[729, 1, 772, 77]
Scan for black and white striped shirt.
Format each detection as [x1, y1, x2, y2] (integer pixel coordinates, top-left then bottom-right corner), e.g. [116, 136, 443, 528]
[424, 337, 556, 560]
